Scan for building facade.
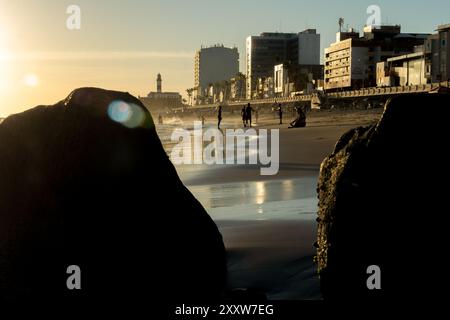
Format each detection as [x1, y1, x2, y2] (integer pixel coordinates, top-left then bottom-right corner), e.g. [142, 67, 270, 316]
[438, 24, 450, 81]
[194, 45, 239, 104]
[376, 23, 450, 87]
[246, 29, 321, 99]
[324, 36, 368, 90]
[230, 73, 246, 101]
[274, 63, 324, 97]
[425, 24, 450, 82]
[325, 25, 430, 91]
[377, 51, 427, 87]
[274, 64, 289, 96]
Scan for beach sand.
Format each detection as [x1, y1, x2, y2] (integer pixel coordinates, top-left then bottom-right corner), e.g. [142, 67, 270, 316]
[156, 108, 383, 299]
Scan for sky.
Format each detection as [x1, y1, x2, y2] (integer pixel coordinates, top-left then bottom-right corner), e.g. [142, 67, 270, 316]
[1, 0, 449, 117]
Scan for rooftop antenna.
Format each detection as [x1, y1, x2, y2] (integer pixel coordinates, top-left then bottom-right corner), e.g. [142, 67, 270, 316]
[339, 17, 344, 32]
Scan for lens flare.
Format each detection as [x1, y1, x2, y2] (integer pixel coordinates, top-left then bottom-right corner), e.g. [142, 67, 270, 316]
[107, 100, 145, 128]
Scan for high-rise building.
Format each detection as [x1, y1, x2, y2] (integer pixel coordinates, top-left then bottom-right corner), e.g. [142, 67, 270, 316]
[194, 45, 239, 104]
[324, 25, 430, 91]
[246, 29, 321, 99]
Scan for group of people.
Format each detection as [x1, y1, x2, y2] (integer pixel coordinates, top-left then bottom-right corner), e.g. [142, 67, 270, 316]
[241, 103, 255, 127]
[159, 104, 305, 130]
[215, 103, 306, 129]
[217, 103, 257, 129]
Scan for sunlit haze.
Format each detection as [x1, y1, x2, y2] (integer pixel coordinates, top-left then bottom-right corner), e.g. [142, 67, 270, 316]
[1, 0, 449, 117]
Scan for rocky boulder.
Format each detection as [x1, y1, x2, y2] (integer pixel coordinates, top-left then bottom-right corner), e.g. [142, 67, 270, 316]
[317, 93, 449, 299]
[0, 88, 226, 304]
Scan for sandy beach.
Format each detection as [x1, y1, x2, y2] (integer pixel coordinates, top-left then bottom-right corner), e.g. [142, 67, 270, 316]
[156, 108, 383, 299]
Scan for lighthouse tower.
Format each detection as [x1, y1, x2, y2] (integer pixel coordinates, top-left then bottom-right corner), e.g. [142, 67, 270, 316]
[141, 73, 182, 110]
[156, 73, 162, 93]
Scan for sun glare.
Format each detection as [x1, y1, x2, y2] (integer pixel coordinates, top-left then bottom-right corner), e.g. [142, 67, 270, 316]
[23, 73, 39, 87]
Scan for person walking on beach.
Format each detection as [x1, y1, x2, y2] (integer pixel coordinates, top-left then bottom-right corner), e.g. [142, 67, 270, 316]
[217, 105, 223, 129]
[246, 103, 254, 127]
[241, 105, 247, 127]
[278, 104, 283, 125]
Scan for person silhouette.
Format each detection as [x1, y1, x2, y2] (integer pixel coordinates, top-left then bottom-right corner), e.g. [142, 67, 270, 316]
[217, 105, 223, 129]
[289, 106, 306, 128]
[241, 105, 247, 127]
[278, 104, 283, 125]
[245, 103, 254, 127]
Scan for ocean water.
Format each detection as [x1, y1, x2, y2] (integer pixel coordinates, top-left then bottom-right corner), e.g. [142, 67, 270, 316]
[155, 117, 236, 144]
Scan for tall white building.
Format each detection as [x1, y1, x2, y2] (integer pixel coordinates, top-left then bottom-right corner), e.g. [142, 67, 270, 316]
[194, 45, 239, 104]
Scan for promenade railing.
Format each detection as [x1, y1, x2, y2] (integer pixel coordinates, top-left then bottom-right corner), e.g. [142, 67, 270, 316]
[187, 82, 450, 110]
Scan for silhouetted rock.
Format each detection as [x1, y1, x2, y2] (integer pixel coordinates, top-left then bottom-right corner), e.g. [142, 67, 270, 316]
[316, 93, 450, 299]
[0, 88, 226, 305]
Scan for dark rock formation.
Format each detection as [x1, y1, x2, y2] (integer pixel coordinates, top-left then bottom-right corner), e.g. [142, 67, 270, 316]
[317, 93, 449, 299]
[0, 88, 226, 304]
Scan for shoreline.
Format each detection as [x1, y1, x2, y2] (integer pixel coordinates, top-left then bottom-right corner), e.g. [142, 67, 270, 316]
[158, 108, 384, 299]
[157, 108, 383, 186]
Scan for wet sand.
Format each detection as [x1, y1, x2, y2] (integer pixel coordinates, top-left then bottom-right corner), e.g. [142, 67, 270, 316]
[188, 178, 320, 299]
[156, 108, 383, 299]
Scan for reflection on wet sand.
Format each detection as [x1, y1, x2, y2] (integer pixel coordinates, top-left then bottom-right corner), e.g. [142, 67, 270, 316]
[185, 178, 320, 299]
[187, 178, 317, 221]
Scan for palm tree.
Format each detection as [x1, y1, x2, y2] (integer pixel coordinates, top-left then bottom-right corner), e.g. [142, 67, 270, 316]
[186, 88, 193, 106]
[220, 80, 230, 102]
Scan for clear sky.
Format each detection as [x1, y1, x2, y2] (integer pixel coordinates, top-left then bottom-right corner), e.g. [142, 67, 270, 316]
[1, 0, 449, 117]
